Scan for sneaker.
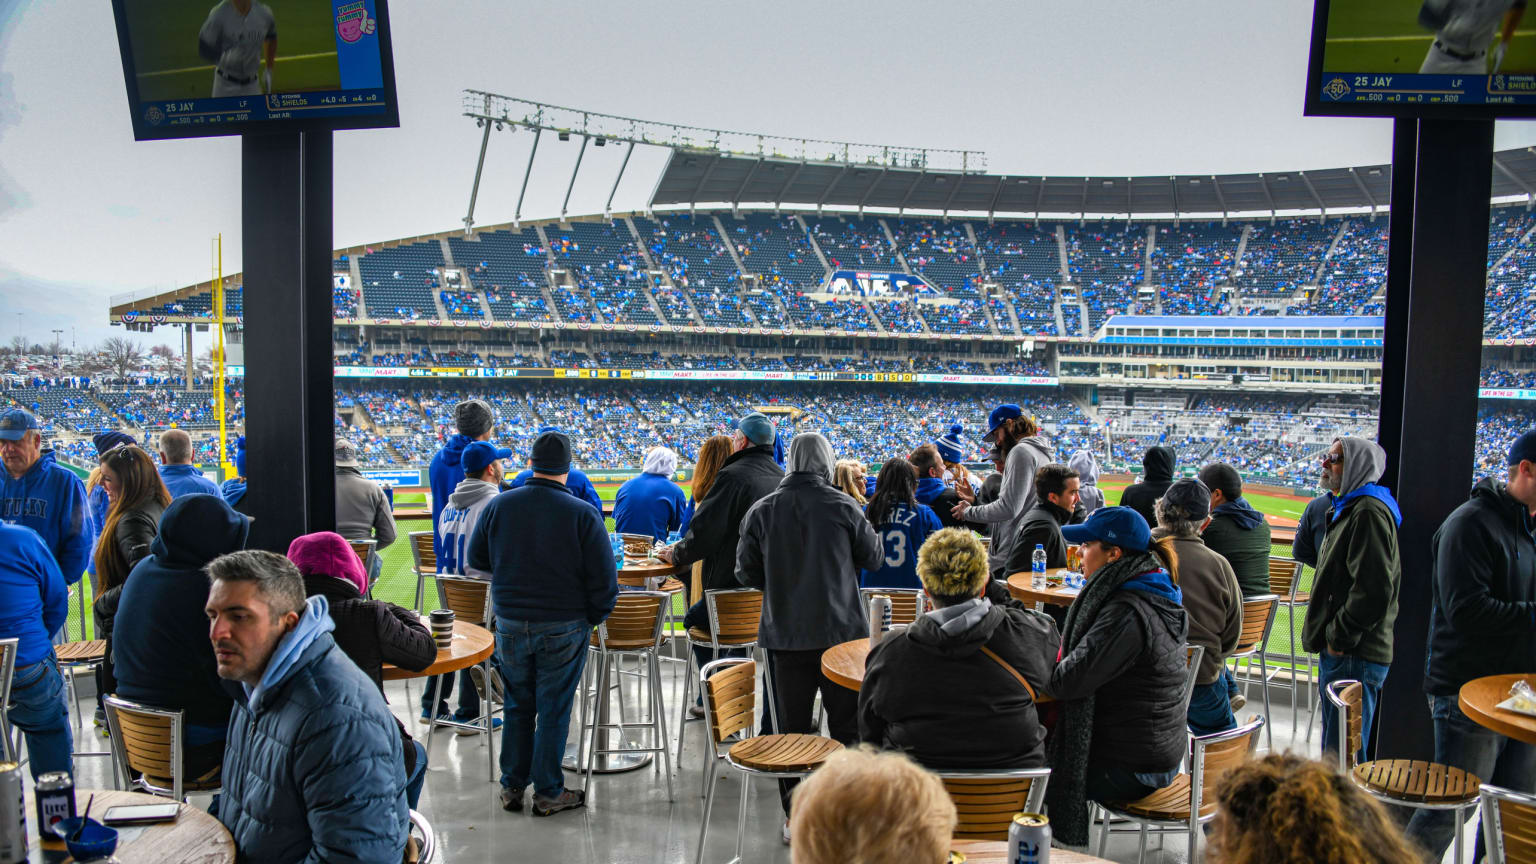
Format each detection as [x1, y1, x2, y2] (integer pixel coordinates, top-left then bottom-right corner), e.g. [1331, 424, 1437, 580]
[499, 785, 525, 812]
[419, 709, 454, 727]
[782, 819, 791, 845]
[469, 664, 504, 705]
[687, 704, 705, 720]
[531, 788, 586, 817]
[1230, 693, 1247, 712]
[451, 711, 504, 736]
[93, 708, 105, 728]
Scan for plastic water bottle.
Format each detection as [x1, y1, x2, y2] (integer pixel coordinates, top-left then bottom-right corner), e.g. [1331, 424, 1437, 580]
[609, 533, 624, 570]
[667, 530, 681, 546]
[1031, 544, 1048, 590]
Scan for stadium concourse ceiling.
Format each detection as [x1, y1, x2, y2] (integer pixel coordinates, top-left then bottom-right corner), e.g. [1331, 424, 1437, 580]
[650, 147, 1536, 217]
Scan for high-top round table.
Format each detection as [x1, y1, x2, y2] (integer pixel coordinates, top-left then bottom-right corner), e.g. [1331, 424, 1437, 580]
[617, 557, 688, 589]
[1459, 673, 1536, 744]
[24, 788, 234, 863]
[383, 618, 497, 778]
[951, 839, 1113, 863]
[821, 638, 1053, 702]
[1006, 570, 1082, 607]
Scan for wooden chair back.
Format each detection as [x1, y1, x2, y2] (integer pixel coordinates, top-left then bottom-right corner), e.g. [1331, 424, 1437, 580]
[596, 591, 667, 650]
[434, 576, 491, 627]
[860, 587, 927, 625]
[409, 531, 436, 573]
[701, 658, 757, 745]
[1234, 595, 1279, 653]
[940, 769, 1052, 841]
[103, 695, 210, 801]
[1267, 557, 1302, 600]
[349, 539, 376, 565]
[1325, 679, 1365, 771]
[705, 589, 763, 645]
[1191, 716, 1265, 821]
[1481, 784, 1536, 864]
[1182, 644, 1206, 712]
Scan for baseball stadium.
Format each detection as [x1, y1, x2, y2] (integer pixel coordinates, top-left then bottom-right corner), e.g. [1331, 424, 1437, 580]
[3, 4, 1536, 852]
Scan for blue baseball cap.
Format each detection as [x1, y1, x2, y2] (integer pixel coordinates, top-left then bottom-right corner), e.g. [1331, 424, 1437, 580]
[462, 440, 512, 475]
[0, 408, 40, 441]
[983, 404, 1023, 443]
[1061, 506, 1152, 553]
[734, 412, 776, 446]
[1509, 429, 1536, 467]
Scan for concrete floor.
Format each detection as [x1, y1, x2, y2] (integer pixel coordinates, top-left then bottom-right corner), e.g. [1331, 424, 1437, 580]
[60, 648, 1471, 864]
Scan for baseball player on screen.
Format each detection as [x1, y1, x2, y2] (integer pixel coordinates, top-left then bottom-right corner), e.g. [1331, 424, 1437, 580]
[197, 0, 277, 98]
[1418, 0, 1527, 73]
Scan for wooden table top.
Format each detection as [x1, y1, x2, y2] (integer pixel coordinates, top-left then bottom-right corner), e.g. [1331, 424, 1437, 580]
[952, 840, 1113, 863]
[1459, 673, 1536, 745]
[821, 638, 1053, 703]
[617, 558, 689, 583]
[382, 618, 495, 681]
[1006, 570, 1084, 607]
[25, 788, 234, 863]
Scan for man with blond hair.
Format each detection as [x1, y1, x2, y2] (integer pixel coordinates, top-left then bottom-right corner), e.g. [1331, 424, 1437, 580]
[789, 748, 955, 864]
[858, 527, 1058, 769]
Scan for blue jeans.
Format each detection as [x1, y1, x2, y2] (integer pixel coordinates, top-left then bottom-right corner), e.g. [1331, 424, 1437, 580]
[405, 740, 428, 810]
[1406, 694, 1536, 860]
[1187, 679, 1237, 736]
[1317, 652, 1389, 764]
[496, 619, 589, 798]
[366, 551, 382, 587]
[9, 653, 73, 781]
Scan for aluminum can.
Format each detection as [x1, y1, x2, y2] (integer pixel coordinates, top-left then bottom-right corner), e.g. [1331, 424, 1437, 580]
[35, 770, 75, 835]
[867, 595, 891, 645]
[0, 762, 25, 864]
[1007, 812, 1050, 864]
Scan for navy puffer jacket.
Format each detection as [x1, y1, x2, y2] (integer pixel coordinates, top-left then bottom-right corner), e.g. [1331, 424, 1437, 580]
[218, 625, 406, 863]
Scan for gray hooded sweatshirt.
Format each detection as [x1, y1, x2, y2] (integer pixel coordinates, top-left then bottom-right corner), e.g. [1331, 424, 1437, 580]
[1068, 449, 1105, 515]
[964, 434, 1054, 574]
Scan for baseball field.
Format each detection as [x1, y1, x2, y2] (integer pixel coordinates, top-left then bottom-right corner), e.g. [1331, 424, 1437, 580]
[1321, 0, 1536, 74]
[122, 0, 341, 102]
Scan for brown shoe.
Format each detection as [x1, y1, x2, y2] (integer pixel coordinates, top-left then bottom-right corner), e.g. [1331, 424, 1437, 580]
[531, 788, 586, 817]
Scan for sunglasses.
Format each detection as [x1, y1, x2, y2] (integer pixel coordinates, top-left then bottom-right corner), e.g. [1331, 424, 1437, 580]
[1322, 452, 1343, 465]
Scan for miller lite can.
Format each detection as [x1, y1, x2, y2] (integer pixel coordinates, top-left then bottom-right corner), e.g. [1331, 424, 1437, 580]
[1007, 812, 1050, 864]
[35, 770, 75, 835]
[0, 762, 25, 864]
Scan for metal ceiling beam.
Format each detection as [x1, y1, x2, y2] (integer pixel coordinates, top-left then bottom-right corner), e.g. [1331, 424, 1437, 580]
[986, 175, 1006, 224]
[1257, 173, 1278, 220]
[1493, 154, 1535, 209]
[817, 164, 852, 215]
[939, 174, 965, 217]
[856, 166, 888, 216]
[1210, 175, 1229, 223]
[1349, 166, 1378, 215]
[728, 157, 766, 212]
[1299, 171, 1327, 219]
[773, 161, 807, 212]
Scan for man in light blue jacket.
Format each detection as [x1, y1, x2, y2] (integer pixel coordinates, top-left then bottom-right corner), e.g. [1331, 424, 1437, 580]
[207, 550, 406, 864]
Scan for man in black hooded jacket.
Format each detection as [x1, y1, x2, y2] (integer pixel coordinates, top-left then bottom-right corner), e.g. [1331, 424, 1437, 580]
[1405, 431, 1536, 859]
[1118, 445, 1176, 529]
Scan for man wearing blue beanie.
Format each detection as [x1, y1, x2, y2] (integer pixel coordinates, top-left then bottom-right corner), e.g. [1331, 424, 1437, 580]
[1407, 429, 1536, 858]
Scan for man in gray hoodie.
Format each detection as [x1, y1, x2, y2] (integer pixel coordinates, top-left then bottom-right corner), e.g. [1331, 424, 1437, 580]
[334, 438, 396, 586]
[953, 404, 1054, 576]
[1069, 449, 1106, 516]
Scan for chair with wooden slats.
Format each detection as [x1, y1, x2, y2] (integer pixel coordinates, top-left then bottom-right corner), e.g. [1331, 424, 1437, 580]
[938, 768, 1052, 841]
[425, 575, 496, 781]
[1094, 715, 1265, 863]
[1224, 594, 1279, 751]
[408, 531, 435, 612]
[859, 587, 928, 626]
[1326, 679, 1482, 863]
[56, 638, 113, 764]
[694, 658, 842, 864]
[0, 638, 16, 762]
[1481, 783, 1536, 864]
[1182, 643, 1205, 714]
[677, 589, 769, 772]
[1267, 556, 1314, 737]
[103, 696, 220, 802]
[580, 591, 674, 800]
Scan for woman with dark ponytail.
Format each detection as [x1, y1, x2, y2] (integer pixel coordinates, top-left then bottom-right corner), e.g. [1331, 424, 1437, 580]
[1042, 506, 1190, 846]
[860, 459, 942, 590]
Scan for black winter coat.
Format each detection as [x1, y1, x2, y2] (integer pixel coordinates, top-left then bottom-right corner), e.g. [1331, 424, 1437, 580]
[1048, 579, 1189, 773]
[93, 499, 166, 645]
[859, 581, 1059, 768]
[671, 445, 783, 593]
[1117, 446, 1177, 529]
[302, 574, 436, 689]
[1425, 478, 1536, 696]
[1004, 502, 1072, 575]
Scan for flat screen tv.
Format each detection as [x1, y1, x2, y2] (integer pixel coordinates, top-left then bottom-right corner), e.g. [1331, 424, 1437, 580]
[1306, 0, 1536, 117]
[110, 0, 399, 140]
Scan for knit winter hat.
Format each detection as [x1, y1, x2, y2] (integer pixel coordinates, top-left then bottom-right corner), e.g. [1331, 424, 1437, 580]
[934, 423, 966, 464]
[454, 399, 495, 438]
[530, 431, 572, 475]
[93, 429, 137, 456]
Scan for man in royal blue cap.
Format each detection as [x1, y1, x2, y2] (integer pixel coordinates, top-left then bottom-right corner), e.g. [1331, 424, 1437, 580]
[506, 425, 603, 513]
[0, 408, 92, 589]
[952, 403, 1053, 577]
[1407, 429, 1536, 858]
[468, 430, 617, 816]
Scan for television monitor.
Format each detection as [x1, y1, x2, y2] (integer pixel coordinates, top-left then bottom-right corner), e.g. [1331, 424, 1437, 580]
[110, 0, 399, 140]
[1305, 0, 1536, 117]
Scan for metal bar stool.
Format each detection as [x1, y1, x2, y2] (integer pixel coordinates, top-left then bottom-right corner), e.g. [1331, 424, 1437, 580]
[424, 575, 497, 782]
[1224, 594, 1279, 751]
[858, 587, 928, 625]
[676, 588, 772, 789]
[407, 531, 436, 613]
[1479, 783, 1536, 864]
[0, 638, 16, 763]
[1266, 556, 1315, 739]
[103, 696, 222, 801]
[939, 767, 1052, 841]
[579, 590, 674, 800]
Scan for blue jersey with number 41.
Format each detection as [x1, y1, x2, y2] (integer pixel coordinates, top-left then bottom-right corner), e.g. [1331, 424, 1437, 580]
[859, 501, 944, 591]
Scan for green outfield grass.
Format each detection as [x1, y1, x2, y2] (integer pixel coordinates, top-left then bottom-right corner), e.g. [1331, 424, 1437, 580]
[124, 0, 341, 102]
[1321, 0, 1536, 74]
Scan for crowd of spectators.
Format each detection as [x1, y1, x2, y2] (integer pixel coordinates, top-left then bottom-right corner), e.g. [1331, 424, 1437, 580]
[1481, 366, 1536, 388]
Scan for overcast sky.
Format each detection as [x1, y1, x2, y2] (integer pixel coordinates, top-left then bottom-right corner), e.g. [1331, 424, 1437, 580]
[2, 0, 1535, 351]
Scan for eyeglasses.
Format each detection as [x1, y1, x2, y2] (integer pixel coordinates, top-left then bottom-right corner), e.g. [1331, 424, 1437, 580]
[1322, 452, 1343, 465]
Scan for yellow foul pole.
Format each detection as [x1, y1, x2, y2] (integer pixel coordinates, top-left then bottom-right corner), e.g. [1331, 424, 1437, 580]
[215, 234, 231, 478]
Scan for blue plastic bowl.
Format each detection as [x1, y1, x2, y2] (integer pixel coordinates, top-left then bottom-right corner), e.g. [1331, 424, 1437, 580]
[51, 817, 118, 859]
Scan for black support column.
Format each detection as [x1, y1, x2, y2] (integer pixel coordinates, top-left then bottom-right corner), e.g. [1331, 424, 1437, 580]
[1375, 118, 1493, 760]
[241, 131, 336, 551]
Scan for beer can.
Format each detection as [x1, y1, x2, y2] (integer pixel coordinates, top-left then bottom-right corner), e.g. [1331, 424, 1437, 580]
[868, 595, 891, 645]
[35, 770, 75, 835]
[0, 761, 25, 864]
[1007, 812, 1050, 864]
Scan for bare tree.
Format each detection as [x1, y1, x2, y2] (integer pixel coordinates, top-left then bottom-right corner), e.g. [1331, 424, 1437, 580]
[8, 335, 26, 356]
[150, 344, 178, 360]
[100, 336, 143, 380]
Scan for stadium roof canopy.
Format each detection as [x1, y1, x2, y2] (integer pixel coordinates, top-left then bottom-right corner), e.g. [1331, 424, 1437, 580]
[649, 147, 1536, 217]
